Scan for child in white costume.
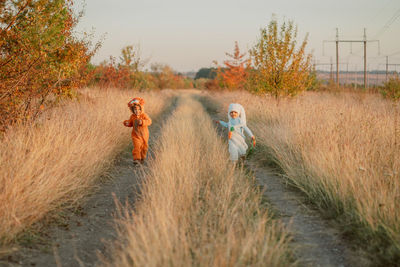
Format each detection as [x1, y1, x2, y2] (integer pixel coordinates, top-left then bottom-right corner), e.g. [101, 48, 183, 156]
[216, 103, 256, 162]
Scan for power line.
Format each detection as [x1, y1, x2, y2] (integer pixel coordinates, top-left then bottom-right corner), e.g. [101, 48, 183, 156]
[323, 28, 379, 88]
[373, 7, 400, 39]
[388, 49, 400, 56]
[369, 0, 396, 23]
[334, 4, 400, 59]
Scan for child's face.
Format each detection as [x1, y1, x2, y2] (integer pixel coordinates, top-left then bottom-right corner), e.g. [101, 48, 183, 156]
[230, 111, 238, 119]
[133, 104, 142, 115]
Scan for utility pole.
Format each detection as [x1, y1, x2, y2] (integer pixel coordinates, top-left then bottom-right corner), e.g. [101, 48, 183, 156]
[314, 62, 348, 85]
[336, 28, 339, 87]
[386, 56, 389, 82]
[355, 66, 358, 89]
[363, 28, 367, 89]
[323, 28, 379, 88]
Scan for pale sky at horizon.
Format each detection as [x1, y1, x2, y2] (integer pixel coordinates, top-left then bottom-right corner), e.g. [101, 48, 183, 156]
[75, 0, 400, 73]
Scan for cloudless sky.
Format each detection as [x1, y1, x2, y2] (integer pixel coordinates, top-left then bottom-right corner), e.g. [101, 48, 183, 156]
[75, 0, 400, 72]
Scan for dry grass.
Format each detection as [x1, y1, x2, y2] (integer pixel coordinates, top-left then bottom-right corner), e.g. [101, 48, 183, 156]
[105, 93, 293, 267]
[213, 90, 400, 264]
[0, 88, 168, 245]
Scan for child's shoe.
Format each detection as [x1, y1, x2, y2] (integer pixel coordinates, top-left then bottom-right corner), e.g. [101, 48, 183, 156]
[133, 160, 141, 166]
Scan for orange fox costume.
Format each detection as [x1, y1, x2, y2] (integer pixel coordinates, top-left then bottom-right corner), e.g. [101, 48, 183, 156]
[123, 97, 152, 161]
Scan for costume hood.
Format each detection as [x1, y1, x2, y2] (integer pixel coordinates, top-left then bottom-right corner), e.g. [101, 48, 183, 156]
[228, 103, 246, 125]
[128, 97, 145, 113]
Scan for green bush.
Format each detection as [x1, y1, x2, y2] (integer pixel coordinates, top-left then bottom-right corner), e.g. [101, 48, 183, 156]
[381, 75, 400, 101]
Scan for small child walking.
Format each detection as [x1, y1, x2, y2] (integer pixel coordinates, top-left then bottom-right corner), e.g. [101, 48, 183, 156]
[216, 103, 255, 162]
[123, 97, 152, 164]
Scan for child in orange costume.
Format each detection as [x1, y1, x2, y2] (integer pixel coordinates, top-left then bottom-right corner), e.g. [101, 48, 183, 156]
[123, 97, 152, 164]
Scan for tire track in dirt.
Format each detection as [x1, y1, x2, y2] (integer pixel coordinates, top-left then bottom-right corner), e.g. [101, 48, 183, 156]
[14, 152, 142, 267]
[199, 94, 370, 267]
[249, 165, 369, 267]
[3, 96, 179, 267]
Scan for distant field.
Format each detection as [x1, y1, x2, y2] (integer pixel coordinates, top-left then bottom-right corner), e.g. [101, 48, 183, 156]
[317, 71, 398, 86]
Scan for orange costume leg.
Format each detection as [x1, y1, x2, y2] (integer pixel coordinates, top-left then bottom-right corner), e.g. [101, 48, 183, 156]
[141, 137, 149, 160]
[132, 136, 143, 161]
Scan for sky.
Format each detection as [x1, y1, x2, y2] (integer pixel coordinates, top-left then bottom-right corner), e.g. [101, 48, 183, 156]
[74, 0, 400, 73]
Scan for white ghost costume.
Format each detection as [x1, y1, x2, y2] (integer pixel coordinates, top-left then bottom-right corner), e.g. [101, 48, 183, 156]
[219, 103, 254, 161]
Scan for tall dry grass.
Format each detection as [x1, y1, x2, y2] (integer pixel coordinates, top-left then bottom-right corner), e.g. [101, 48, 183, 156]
[213, 90, 400, 264]
[105, 94, 293, 267]
[0, 88, 168, 245]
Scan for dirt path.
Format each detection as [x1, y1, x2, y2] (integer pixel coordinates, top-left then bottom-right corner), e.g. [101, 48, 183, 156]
[11, 150, 143, 267]
[199, 94, 370, 267]
[3, 93, 370, 267]
[249, 164, 369, 267]
[3, 97, 177, 267]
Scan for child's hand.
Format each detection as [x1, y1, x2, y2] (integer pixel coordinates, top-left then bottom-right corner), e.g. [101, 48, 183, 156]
[123, 120, 130, 126]
[252, 136, 256, 147]
[134, 119, 143, 127]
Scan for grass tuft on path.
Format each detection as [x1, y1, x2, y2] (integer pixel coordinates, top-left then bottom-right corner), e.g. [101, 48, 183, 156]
[105, 93, 293, 267]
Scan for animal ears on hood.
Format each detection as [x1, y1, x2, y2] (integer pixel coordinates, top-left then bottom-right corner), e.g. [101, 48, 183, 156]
[228, 103, 247, 125]
[128, 97, 145, 107]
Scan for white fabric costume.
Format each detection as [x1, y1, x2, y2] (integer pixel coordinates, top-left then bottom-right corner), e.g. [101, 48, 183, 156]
[219, 103, 254, 161]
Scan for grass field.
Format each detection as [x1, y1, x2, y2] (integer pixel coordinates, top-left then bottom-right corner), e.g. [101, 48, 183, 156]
[213, 90, 400, 264]
[0, 88, 168, 245]
[2, 87, 399, 266]
[105, 93, 293, 267]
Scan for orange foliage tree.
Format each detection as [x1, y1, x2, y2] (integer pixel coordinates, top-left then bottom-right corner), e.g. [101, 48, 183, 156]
[91, 57, 131, 88]
[90, 45, 193, 90]
[91, 45, 143, 89]
[215, 42, 249, 90]
[248, 17, 314, 98]
[0, 0, 97, 131]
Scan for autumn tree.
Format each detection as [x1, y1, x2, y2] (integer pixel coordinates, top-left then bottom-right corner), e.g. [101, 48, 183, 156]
[248, 17, 314, 97]
[91, 57, 127, 88]
[216, 41, 249, 90]
[195, 68, 217, 80]
[120, 44, 148, 88]
[119, 44, 143, 72]
[0, 0, 97, 131]
[149, 64, 193, 89]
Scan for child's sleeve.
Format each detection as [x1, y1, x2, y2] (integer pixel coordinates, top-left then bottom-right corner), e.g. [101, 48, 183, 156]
[243, 125, 254, 137]
[219, 121, 228, 128]
[123, 115, 134, 127]
[141, 113, 152, 126]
